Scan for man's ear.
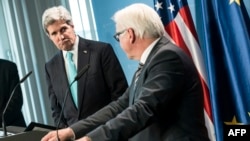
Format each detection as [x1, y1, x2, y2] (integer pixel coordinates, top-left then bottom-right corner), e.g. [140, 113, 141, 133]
[128, 28, 136, 43]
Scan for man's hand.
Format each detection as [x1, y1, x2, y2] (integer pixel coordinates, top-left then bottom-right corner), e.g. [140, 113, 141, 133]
[75, 136, 92, 141]
[41, 127, 75, 141]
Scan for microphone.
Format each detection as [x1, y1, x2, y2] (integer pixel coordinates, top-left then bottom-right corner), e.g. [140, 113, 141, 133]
[74, 64, 90, 81]
[1, 71, 32, 136]
[56, 64, 90, 141]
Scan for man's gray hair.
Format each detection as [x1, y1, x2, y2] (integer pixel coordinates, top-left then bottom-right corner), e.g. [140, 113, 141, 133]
[112, 3, 165, 39]
[42, 6, 73, 35]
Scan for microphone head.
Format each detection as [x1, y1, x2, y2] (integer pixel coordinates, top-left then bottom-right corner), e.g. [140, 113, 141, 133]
[74, 64, 90, 81]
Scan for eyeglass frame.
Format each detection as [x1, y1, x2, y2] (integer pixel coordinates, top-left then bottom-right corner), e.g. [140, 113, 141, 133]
[113, 29, 127, 42]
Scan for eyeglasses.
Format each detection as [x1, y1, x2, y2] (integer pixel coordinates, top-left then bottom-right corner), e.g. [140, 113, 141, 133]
[113, 29, 126, 42]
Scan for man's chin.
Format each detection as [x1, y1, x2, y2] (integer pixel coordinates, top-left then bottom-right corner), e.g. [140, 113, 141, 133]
[61, 44, 73, 51]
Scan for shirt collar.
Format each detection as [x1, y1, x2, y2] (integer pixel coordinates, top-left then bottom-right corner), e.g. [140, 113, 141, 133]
[140, 38, 160, 64]
[63, 35, 79, 58]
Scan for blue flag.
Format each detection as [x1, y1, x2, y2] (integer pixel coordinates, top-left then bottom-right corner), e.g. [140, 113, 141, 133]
[199, 0, 250, 141]
[153, 0, 215, 140]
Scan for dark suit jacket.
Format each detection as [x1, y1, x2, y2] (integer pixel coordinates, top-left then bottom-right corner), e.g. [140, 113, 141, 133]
[0, 59, 26, 127]
[45, 37, 128, 128]
[71, 37, 210, 141]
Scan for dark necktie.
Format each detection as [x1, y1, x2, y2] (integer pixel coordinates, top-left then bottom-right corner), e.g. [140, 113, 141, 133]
[66, 52, 78, 108]
[134, 62, 144, 84]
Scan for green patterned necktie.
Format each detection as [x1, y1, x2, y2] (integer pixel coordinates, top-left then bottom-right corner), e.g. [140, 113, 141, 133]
[134, 62, 144, 84]
[66, 52, 78, 108]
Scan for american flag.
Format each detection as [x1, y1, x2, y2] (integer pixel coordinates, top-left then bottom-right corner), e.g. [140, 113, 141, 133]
[153, 0, 215, 140]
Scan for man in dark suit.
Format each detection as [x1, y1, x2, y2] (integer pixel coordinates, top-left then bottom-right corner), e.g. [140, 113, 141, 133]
[0, 59, 26, 128]
[41, 3, 210, 141]
[42, 6, 128, 128]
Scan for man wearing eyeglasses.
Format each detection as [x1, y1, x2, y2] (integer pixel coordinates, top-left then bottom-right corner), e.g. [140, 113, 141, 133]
[42, 3, 209, 141]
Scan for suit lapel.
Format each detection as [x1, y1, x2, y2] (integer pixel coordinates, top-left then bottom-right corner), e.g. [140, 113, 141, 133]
[130, 37, 168, 104]
[77, 37, 90, 111]
[56, 52, 70, 101]
[129, 74, 137, 105]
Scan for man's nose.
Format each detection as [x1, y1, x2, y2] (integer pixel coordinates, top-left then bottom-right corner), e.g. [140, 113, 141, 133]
[60, 34, 64, 39]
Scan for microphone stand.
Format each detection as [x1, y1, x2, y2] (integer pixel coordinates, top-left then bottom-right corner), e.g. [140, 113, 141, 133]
[1, 84, 20, 136]
[56, 64, 89, 141]
[56, 80, 75, 141]
[1, 71, 32, 137]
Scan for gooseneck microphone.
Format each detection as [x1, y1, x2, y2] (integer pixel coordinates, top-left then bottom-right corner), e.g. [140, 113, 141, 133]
[1, 71, 32, 136]
[56, 64, 90, 141]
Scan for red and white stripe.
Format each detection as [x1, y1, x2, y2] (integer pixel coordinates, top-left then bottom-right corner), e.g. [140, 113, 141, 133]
[163, 5, 216, 141]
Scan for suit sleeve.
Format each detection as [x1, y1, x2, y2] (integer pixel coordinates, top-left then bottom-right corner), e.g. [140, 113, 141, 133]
[100, 43, 128, 100]
[71, 50, 187, 140]
[4, 63, 24, 125]
[70, 88, 130, 139]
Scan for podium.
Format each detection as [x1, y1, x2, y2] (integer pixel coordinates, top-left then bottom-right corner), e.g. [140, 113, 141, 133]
[0, 130, 48, 141]
[0, 122, 56, 141]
